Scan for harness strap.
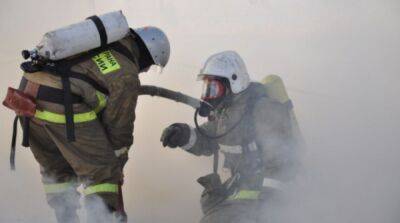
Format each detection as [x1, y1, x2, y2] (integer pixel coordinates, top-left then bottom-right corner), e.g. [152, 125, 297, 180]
[10, 116, 18, 170]
[42, 63, 78, 142]
[213, 150, 219, 174]
[10, 116, 30, 170]
[60, 73, 75, 141]
[111, 42, 136, 64]
[86, 15, 108, 47]
[22, 117, 30, 147]
[21, 77, 83, 104]
[42, 65, 109, 95]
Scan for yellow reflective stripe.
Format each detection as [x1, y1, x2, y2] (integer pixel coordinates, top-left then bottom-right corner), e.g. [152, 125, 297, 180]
[35, 91, 106, 123]
[228, 190, 260, 200]
[84, 183, 118, 196]
[94, 91, 107, 113]
[43, 182, 74, 194]
[35, 110, 97, 124]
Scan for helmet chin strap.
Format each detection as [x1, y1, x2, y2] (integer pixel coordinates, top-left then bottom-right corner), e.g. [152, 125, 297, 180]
[132, 30, 155, 71]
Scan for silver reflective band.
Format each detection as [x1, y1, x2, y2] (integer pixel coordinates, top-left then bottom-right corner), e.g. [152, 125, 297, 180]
[114, 147, 129, 157]
[248, 141, 258, 151]
[219, 141, 258, 154]
[219, 144, 242, 154]
[182, 127, 197, 150]
[262, 178, 284, 190]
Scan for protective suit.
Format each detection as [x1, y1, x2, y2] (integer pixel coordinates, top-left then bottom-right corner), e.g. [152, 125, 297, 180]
[161, 51, 299, 223]
[14, 27, 170, 223]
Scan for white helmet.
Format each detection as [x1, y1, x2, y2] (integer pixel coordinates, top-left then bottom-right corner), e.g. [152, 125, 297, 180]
[198, 51, 250, 94]
[134, 26, 170, 67]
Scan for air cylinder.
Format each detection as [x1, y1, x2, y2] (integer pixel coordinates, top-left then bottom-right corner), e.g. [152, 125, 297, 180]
[36, 11, 130, 60]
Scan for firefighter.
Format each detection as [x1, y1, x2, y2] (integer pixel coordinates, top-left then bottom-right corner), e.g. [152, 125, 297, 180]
[160, 51, 299, 223]
[16, 27, 170, 222]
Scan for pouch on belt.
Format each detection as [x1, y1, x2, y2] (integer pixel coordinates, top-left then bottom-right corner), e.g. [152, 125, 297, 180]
[3, 87, 36, 117]
[197, 173, 229, 214]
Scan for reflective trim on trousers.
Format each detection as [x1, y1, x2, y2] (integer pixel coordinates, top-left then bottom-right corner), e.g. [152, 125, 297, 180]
[228, 190, 261, 200]
[262, 177, 284, 190]
[43, 182, 75, 194]
[84, 183, 119, 196]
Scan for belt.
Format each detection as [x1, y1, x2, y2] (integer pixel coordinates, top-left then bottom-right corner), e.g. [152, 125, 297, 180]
[20, 77, 83, 104]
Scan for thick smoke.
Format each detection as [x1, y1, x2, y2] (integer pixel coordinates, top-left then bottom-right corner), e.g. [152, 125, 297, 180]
[0, 0, 399, 222]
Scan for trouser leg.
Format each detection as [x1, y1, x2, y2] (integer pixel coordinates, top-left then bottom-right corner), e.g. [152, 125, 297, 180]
[29, 121, 80, 223]
[42, 120, 124, 222]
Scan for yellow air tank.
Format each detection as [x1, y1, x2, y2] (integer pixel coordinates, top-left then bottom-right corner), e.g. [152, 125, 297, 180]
[261, 75, 305, 147]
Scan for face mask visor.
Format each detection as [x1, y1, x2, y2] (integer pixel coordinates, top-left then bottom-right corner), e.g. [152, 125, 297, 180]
[201, 77, 225, 101]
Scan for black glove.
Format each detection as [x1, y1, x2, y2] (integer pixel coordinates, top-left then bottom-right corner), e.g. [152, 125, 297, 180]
[160, 123, 191, 148]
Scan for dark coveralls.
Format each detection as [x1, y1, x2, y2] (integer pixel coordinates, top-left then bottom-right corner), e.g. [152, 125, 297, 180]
[183, 83, 299, 223]
[18, 34, 141, 222]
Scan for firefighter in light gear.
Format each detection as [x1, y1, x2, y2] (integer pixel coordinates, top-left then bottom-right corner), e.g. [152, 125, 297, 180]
[161, 51, 299, 223]
[16, 27, 170, 223]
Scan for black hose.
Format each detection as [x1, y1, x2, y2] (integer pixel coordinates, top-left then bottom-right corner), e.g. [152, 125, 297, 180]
[194, 108, 244, 139]
[139, 85, 203, 109]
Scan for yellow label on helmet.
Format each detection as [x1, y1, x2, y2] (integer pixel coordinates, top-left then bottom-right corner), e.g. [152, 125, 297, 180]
[92, 50, 121, 75]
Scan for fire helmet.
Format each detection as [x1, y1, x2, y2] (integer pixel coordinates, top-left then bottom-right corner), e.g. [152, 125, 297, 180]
[134, 26, 170, 68]
[198, 51, 250, 94]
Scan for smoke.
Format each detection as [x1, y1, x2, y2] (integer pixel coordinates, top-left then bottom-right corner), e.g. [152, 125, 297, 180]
[0, 0, 399, 222]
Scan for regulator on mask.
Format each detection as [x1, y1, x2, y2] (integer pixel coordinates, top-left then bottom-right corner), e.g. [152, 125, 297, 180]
[198, 76, 229, 116]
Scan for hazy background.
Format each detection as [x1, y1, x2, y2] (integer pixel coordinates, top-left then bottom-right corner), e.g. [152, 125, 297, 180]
[0, 0, 399, 222]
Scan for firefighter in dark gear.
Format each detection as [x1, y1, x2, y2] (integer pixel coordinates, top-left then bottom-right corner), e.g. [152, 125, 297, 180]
[15, 26, 170, 223]
[161, 51, 300, 223]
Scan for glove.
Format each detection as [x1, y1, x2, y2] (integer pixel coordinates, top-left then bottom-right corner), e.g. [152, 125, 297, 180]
[160, 123, 191, 148]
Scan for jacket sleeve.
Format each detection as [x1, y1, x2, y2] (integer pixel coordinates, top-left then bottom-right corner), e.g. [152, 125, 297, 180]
[100, 74, 140, 150]
[69, 78, 107, 112]
[181, 120, 219, 156]
[253, 98, 297, 182]
[67, 69, 138, 153]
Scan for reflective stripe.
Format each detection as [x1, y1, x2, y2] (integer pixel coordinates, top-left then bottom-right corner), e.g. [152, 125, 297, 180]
[219, 141, 258, 154]
[248, 141, 258, 151]
[228, 190, 260, 200]
[182, 127, 197, 150]
[43, 182, 74, 194]
[35, 91, 107, 123]
[84, 183, 118, 195]
[263, 178, 284, 190]
[94, 91, 107, 113]
[219, 144, 243, 154]
[35, 110, 97, 123]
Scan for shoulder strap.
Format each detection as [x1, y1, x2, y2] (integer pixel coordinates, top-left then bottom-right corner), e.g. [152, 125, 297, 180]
[213, 150, 219, 174]
[42, 64, 109, 95]
[111, 41, 137, 64]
